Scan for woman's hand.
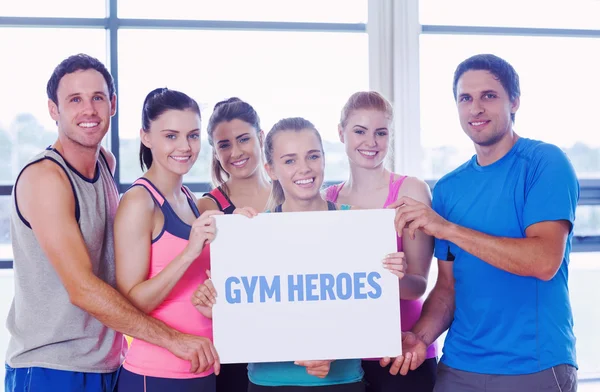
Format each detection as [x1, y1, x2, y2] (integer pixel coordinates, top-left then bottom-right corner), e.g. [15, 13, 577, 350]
[294, 360, 332, 378]
[191, 270, 217, 319]
[382, 252, 407, 279]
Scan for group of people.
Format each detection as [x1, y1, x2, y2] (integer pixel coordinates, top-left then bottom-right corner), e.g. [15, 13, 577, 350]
[3, 51, 578, 392]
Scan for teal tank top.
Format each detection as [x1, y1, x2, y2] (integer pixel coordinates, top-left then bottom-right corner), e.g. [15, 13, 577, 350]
[249, 201, 363, 387]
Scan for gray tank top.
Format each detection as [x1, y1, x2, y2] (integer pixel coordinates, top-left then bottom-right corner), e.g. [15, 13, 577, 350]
[6, 148, 125, 372]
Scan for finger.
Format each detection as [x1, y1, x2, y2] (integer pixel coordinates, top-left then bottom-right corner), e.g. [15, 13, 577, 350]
[379, 357, 391, 368]
[387, 196, 417, 210]
[211, 343, 220, 376]
[246, 207, 259, 216]
[407, 217, 428, 240]
[388, 355, 404, 376]
[189, 353, 199, 373]
[196, 349, 209, 374]
[204, 278, 218, 298]
[200, 210, 224, 218]
[202, 342, 215, 370]
[410, 351, 420, 371]
[399, 352, 412, 376]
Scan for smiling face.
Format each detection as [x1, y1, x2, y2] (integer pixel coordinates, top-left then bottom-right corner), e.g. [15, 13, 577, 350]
[456, 70, 519, 147]
[266, 129, 325, 204]
[339, 108, 391, 169]
[213, 119, 264, 180]
[49, 69, 116, 150]
[141, 108, 202, 176]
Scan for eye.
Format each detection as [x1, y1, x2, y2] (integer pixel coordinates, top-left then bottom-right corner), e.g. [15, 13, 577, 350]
[308, 154, 321, 160]
[483, 93, 497, 99]
[166, 134, 176, 140]
[353, 129, 365, 135]
[459, 96, 471, 103]
[189, 133, 200, 140]
[218, 143, 230, 149]
[93, 96, 104, 101]
[239, 137, 250, 143]
[285, 159, 294, 164]
[376, 131, 388, 137]
[70, 97, 81, 103]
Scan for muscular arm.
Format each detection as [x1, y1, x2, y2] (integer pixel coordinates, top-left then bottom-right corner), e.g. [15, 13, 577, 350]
[114, 188, 197, 313]
[411, 260, 455, 347]
[18, 162, 177, 350]
[441, 220, 570, 281]
[398, 178, 434, 300]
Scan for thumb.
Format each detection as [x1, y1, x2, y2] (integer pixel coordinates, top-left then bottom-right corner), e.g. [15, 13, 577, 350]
[206, 269, 212, 279]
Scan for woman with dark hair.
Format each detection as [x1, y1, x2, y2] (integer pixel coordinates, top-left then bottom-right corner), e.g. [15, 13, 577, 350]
[198, 97, 271, 215]
[113, 88, 256, 391]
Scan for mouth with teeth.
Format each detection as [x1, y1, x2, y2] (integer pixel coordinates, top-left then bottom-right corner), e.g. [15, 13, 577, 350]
[230, 158, 249, 168]
[78, 121, 100, 129]
[469, 120, 490, 129]
[170, 156, 191, 163]
[358, 150, 378, 159]
[294, 177, 315, 188]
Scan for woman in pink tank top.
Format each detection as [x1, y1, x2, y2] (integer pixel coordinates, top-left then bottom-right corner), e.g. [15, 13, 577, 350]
[113, 88, 224, 392]
[324, 92, 438, 392]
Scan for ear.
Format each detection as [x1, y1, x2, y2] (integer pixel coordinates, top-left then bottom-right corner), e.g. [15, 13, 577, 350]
[258, 130, 265, 148]
[48, 99, 59, 123]
[110, 94, 117, 117]
[510, 96, 520, 114]
[140, 128, 152, 149]
[338, 124, 345, 143]
[264, 162, 278, 182]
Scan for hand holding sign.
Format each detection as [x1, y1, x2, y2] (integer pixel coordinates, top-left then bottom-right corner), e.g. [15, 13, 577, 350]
[192, 270, 217, 319]
[379, 331, 427, 375]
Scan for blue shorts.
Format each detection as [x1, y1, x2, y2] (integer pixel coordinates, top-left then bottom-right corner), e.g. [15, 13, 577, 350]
[116, 367, 216, 391]
[5, 364, 119, 392]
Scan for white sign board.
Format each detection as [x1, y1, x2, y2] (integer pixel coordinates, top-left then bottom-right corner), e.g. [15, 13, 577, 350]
[210, 209, 401, 364]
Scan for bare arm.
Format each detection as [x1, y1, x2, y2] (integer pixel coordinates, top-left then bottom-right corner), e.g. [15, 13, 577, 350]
[197, 195, 220, 213]
[114, 188, 203, 314]
[411, 259, 455, 347]
[397, 178, 434, 300]
[392, 196, 570, 281]
[441, 220, 570, 281]
[18, 161, 218, 373]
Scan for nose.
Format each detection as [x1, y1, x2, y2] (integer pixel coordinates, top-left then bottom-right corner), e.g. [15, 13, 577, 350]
[469, 99, 484, 116]
[298, 159, 312, 174]
[82, 98, 98, 115]
[231, 143, 242, 158]
[177, 135, 192, 151]
[365, 132, 377, 147]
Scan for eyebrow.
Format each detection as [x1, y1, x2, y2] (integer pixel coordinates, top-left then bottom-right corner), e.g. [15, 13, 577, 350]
[280, 153, 297, 159]
[65, 91, 108, 100]
[353, 124, 389, 132]
[161, 128, 200, 133]
[481, 89, 499, 95]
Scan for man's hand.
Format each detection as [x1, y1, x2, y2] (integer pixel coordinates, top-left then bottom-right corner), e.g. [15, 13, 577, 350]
[168, 332, 221, 375]
[379, 331, 427, 375]
[389, 196, 451, 240]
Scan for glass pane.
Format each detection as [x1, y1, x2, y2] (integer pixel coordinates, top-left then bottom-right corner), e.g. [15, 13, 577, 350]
[569, 252, 600, 379]
[0, 28, 107, 185]
[0, 196, 11, 261]
[118, 29, 368, 183]
[419, 34, 600, 179]
[118, 0, 366, 23]
[575, 206, 600, 237]
[419, 0, 600, 30]
[0, 0, 106, 18]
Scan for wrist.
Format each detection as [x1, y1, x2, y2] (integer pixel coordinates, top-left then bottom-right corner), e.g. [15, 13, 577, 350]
[439, 221, 458, 241]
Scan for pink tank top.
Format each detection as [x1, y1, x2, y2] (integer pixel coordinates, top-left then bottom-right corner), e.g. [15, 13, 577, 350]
[325, 174, 437, 359]
[123, 178, 214, 378]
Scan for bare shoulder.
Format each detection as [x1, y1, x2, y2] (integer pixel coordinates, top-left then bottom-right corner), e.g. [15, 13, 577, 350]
[18, 159, 71, 202]
[397, 176, 431, 203]
[99, 146, 116, 175]
[118, 185, 156, 215]
[182, 185, 198, 203]
[197, 195, 220, 214]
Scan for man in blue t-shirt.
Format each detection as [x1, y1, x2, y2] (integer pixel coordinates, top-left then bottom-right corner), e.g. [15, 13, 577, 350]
[383, 54, 579, 391]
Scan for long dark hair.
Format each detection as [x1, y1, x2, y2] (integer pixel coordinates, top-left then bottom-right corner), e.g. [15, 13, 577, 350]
[139, 88, 201, 171]
[206, 97, 262, 195]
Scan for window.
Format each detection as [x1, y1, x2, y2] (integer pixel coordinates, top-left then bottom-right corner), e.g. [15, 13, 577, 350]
[118, 29, 368, 183]
[118, 0, 367, 23]
[0, 0, 106, 18]
[0, 28, 107, 186]
[419, 0, 600, 30]
[419, 34, 600, 180]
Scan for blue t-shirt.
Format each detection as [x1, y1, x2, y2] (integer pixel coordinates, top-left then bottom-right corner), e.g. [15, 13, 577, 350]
[249, 202, 362, 387]
[432, 137, 579, 375]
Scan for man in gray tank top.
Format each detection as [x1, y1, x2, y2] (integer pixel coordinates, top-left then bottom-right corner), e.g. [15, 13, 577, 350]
[5, 54, 220, 392]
